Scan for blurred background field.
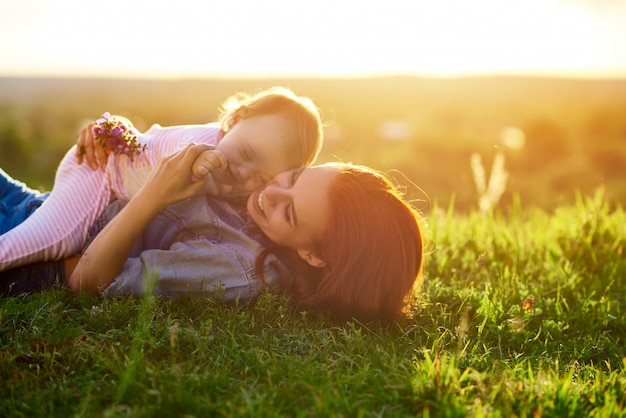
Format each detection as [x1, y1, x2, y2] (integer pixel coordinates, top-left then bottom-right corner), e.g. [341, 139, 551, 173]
[1, 75, 625, 213]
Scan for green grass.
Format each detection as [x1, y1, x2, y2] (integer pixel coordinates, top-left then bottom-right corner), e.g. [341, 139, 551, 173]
[1, 190, 625, 417]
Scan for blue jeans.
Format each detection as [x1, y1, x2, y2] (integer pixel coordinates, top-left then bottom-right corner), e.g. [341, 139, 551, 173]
[0, 167, 65, 296]
[0, 260, 67, 296]
[0, 167, 49, 234]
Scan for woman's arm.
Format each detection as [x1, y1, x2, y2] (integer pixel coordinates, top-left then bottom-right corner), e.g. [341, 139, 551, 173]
[68, 143, 213, 292]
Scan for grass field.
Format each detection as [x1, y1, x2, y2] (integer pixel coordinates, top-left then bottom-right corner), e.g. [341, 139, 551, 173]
[1, 190, 624, 417]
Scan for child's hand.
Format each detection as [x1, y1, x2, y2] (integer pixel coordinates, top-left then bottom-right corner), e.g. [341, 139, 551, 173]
[191, 148, 228, 179]
[75, 122, 111, 171]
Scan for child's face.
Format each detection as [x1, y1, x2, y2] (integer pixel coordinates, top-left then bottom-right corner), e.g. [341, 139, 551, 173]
[213, 113, 299, 193]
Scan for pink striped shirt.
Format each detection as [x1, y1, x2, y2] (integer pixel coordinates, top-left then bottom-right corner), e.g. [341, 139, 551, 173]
[0, 122, 222, 271]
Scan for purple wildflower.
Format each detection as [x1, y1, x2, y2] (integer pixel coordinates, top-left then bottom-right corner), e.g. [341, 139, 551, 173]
[110, 126, 123, 137]
[92, 112, 144, 160]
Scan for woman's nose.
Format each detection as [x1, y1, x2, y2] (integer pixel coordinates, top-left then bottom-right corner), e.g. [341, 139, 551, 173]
[263, 181, 288, 206]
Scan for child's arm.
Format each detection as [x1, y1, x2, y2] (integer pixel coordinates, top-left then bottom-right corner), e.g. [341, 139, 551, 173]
[191, 148, 229, 195]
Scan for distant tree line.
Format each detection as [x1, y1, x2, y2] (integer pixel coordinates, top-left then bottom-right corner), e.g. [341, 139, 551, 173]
[1, 76, 625, 212]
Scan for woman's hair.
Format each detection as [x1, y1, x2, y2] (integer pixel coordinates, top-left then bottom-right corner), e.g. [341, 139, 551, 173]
[218, 87, 323, 167]
[257, 163, 425, 323]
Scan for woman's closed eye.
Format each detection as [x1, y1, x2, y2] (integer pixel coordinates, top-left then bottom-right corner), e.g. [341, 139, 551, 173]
[290, 168, 303, 186]
[285, 203, 296, 226]
[283, 168, 302, 226]
[284, 204, 291, 223]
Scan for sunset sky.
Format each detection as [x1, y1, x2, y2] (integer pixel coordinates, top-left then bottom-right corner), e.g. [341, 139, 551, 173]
[1, 0, 625, 79]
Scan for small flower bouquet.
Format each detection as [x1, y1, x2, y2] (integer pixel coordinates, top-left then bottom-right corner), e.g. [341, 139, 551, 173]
[93, 112, 145, 159]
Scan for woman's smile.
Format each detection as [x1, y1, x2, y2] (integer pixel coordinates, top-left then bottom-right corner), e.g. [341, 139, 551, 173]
[256, 189, 265, 214]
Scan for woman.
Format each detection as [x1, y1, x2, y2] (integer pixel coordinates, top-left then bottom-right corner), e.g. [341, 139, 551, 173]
[2, 145, 425, 323]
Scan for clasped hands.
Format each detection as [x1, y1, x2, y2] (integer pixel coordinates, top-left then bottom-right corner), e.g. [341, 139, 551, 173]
[138, 143, 226, 209]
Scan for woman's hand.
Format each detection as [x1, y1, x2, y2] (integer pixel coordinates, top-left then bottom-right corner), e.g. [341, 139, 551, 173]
[75, 122, 111, 170]
[137, 143, 214, 211]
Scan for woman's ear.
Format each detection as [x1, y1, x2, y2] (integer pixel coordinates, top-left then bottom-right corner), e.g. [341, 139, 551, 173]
[228, 106, 247, 129]
[297, 249, 326, 268]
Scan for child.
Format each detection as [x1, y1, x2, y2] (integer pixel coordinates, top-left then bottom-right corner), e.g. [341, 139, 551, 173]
[0, 87, 323, 271]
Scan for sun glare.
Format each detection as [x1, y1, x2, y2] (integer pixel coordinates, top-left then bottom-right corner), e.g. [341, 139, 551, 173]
[1, 0, 625, 78]
[387, 0, 615, 77]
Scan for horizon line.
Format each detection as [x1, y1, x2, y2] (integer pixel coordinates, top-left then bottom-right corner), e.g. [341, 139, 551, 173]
[2, 71, 626, 82]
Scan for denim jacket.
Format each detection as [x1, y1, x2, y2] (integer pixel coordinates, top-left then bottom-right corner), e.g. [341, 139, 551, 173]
[87, 195, 284, 301]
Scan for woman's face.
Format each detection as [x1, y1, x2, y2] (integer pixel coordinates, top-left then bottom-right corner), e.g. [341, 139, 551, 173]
[247, 165, 338, 265]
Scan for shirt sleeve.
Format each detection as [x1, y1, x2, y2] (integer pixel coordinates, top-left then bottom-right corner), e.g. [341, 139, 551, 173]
[103, 239, 272, 302]
[143, 123, 221, 159]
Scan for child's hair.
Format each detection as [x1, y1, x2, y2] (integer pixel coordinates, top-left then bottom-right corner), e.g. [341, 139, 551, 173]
[256, 163, 425, 323]
[218, 87, 323, 167]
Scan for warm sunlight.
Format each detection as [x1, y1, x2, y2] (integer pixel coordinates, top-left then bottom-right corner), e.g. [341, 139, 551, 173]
[1, 0, 625, 79]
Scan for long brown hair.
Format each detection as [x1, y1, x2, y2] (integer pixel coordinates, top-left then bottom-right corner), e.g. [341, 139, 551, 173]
[256, 163, 425, 323]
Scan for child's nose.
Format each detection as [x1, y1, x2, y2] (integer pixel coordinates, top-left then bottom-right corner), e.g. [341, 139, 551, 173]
[238, 166, 252, 183]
